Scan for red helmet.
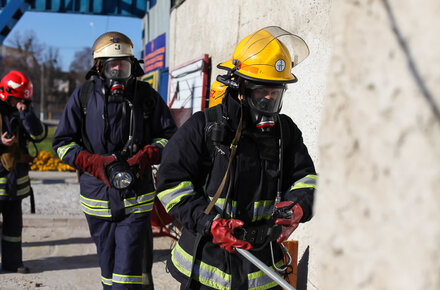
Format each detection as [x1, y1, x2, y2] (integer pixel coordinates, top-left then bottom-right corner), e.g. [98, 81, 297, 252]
[0, 70, 33, 102]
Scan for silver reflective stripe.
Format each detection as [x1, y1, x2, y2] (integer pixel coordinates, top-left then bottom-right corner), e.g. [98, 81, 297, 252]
[157, 181, 195, 212]
[17, 185, 30, 196]
[123, 192, 155, 207]
[289, 174, 317, 191]
[0, 189, 7, 196]
[80, 195, 111, 217]
[252, 200, 274, 222]
[112, 273, 142, 285]
[57, 142, 80, 160]
[125, 201, 154, 214]
[2, 235, 21, 242]
[81, 204, 112, 218]
[17, 175, 29, 185]
[171, 242, 231, 289]
[80, 195, 109, 208]
[247, 259, 285, 289]
[208, 196, 237, 218]
[101, 276, 112, 286]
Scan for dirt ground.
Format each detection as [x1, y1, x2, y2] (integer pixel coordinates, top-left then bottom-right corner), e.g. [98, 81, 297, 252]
[0, 171, 181, 289]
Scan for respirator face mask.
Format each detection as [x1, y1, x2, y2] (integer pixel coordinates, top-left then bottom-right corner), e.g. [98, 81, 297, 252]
[102, 58, 132, 103]
[244, 82, 285, 132]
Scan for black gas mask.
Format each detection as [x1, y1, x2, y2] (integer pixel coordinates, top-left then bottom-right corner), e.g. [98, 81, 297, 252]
[243, 81, 285, 132]
[102, 57, 133, 103]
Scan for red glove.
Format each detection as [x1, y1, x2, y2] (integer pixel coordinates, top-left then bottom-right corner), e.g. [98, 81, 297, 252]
[127, 145, 160, 175]
[75, 151, 115, 187]
[275, 202, 303, 243]
[211, 218, 252, 253]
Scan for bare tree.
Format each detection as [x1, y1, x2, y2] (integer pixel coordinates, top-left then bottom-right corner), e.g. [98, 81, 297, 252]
[69, 46, 93, 87]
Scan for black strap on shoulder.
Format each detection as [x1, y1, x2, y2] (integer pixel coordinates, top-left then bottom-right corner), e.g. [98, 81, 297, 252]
[134, 81, 157, 146]
[79, 80, 94, 153]
[203, 105, 224, 159]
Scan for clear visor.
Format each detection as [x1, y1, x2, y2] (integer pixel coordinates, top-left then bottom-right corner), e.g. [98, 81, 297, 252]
[247, 86, 284, 115]
[103, 58, 132, 80]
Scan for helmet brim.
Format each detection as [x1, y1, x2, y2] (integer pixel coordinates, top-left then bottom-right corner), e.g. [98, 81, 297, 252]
[217, 59, 298, 84]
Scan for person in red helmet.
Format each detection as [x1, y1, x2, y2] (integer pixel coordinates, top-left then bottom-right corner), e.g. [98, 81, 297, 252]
[0, 70, 45, 273]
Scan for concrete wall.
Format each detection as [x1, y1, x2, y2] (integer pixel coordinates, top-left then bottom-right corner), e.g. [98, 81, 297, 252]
[170, 0, 440, 289]
[314, 0, 440, 289]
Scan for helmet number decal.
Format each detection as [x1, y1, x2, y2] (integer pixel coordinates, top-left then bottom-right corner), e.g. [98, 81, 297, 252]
[24, 89, 30, 98]
[115, 44, 121, 51]
[275, 59, 286, 72]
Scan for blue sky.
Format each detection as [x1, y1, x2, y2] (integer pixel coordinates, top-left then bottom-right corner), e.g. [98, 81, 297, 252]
[4, 11, 142, 72]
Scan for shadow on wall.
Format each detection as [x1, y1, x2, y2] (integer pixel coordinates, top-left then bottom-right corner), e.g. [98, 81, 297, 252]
[297, 246, 310, 290]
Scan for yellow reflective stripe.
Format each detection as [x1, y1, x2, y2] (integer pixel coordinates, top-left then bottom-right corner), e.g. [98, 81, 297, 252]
[157, 181, 195, 212]
[252, 200, 274, 222]
[152, 138, 168, 148]
[172, 242, 231, 289]
[101, 276, 112, 286]
[17, 185, 30, 196]
[17, 175, 30, 185]
[289, 174, 317, 191]
[0, 189, 7, 196]
[112, 273, 142, 284]
[0, 177, 7, 184]
[247, 259, 284, 289]
[123, 192, 155, 207]
[2, 235, 21, 242]
[125, 200, 154, 214]
[80, 197, 112, 217]
[57, 142, 79, 160]
[208, 196, 237, 218]
[80, 194, 109, 208]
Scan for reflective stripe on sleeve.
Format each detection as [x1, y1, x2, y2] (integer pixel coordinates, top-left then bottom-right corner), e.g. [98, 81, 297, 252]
[252, 200, 274, 222]
[208, 196, 237, 218]
[152, 138, 168, 149]
[157, 181, 195, 213]
[57, 142, 80, 160]
[289, 174, 317, 191]
[17, 185, 30, 196]
[80, 194, 112, 218]
[17, 175, 30, 185]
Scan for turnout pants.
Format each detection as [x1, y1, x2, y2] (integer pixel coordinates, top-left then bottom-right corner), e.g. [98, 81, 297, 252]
[85, 212, 154, 289]
[0, 200, 23, 271]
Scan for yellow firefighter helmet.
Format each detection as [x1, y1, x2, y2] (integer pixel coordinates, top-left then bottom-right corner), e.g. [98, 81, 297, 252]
[218, 26, 309, 84]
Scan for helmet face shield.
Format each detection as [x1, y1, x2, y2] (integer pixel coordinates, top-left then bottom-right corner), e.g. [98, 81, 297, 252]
[218, 26, 310, 84]
[103, 58, 132, 80]
[245, 82, 285, 115]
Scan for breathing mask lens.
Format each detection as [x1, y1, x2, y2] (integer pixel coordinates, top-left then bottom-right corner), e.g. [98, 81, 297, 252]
[103, 58, 132, 80]
[248, 86, 284, 115]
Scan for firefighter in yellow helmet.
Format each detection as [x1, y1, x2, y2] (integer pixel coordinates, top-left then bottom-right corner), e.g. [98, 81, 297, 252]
[157, 26, 317, 289]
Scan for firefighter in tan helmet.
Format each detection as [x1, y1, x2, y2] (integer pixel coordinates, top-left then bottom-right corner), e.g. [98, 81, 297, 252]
[53, 32, 177, 289]
[156, 26, 317, 289]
